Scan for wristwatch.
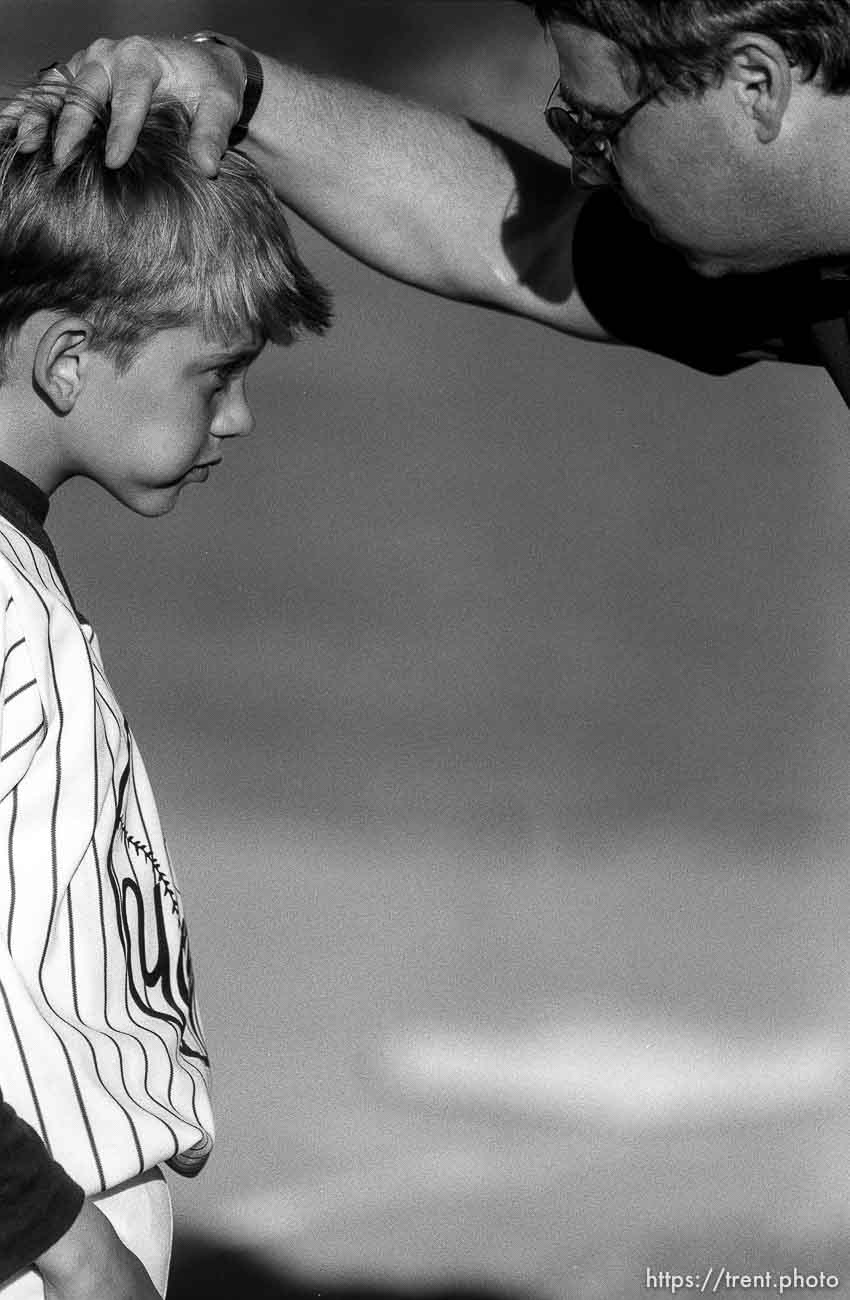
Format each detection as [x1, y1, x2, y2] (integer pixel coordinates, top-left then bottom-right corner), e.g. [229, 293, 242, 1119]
[187, 31, 264, 146]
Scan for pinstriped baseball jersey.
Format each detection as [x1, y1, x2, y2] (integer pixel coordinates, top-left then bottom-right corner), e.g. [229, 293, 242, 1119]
[0, 472, 213, 1197]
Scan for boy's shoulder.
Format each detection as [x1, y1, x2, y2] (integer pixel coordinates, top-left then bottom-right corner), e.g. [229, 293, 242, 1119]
[0, 515, 86, 694]
[0, 512, 73, 610]
[0, 518, 93, 794]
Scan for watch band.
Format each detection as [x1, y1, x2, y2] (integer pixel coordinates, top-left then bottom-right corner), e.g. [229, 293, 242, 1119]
[187, 31, 263, 146]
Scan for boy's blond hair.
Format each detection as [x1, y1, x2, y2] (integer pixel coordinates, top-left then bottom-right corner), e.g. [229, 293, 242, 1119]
[0, 91, 331, 376]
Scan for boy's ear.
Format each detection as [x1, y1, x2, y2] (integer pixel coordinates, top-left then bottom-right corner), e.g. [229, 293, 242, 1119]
[32, 316, 95, 415]
[726, 33, 793, 144]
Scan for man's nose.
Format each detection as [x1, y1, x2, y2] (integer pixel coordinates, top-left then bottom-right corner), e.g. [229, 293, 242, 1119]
[571, 152, 617, 189]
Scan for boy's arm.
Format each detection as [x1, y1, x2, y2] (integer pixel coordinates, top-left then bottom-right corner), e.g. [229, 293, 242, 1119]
[35, 1201, 162, 1300]
[0, 1098, 159, 1298]
[8, 37, 609, 340]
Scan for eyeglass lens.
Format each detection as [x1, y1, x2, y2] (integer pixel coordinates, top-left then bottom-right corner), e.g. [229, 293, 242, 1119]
[544, 105, 618, 185]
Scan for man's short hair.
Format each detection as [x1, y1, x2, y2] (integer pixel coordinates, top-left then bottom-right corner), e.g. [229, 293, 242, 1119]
[518, 1, 850, 96]
[0, 92, 331, 378]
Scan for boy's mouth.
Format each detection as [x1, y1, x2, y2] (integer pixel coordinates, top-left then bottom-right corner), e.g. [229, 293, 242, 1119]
[179, 458, 222, 485]
[189, 457, 223, 477]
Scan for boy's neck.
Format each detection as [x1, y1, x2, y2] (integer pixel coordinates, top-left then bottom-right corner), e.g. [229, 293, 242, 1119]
[0, 401, 68, 498]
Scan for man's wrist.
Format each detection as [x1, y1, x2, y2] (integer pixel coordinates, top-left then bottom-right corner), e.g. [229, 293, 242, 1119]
[186, 31, 264, 145]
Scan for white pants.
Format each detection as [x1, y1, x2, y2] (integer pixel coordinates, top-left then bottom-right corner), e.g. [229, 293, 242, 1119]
[0, 1167, 172, 1299]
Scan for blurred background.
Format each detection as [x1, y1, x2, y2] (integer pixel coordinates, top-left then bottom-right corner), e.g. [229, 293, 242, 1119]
[5, 2, 850, 1296]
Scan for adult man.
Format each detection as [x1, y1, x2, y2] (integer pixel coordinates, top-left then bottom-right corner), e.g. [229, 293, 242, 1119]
[10, 0, 850, 399]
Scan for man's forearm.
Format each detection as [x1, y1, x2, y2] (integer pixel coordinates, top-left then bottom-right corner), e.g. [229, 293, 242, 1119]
[241, 54, 601, 331]
[242, 58, 513, 294]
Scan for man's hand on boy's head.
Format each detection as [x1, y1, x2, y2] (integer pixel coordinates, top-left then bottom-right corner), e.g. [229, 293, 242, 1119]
[1, 35, 243, 176]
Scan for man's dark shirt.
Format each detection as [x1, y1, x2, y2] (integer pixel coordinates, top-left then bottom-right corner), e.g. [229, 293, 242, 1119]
[573, 189, 850, 399]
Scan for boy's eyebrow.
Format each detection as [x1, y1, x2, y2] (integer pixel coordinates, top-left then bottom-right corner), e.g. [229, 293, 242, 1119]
[202, 343, 265, 366]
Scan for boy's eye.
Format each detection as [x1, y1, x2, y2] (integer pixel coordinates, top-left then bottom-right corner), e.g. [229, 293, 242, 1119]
[209, 362, 247, 388]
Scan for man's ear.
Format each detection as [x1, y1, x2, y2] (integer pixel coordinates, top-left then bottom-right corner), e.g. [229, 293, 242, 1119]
[32, 316, 95, 415]
[726, 33, 793, 143]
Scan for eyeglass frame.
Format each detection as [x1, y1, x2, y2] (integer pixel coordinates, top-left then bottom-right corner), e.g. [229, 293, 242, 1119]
[544, 78, 662, 187]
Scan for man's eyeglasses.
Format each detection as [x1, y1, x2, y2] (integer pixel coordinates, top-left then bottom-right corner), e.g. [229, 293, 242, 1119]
[544, 79, 660, 188]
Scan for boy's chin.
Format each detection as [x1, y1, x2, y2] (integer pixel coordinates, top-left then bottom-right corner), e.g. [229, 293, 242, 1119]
[107, 483, 183, 518]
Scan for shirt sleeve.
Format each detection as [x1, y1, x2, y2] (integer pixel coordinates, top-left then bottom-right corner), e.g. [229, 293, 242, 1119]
[0, 1098, 85, 1283]
[0, 588, 84, 1281]
[571, 188, 846, 374]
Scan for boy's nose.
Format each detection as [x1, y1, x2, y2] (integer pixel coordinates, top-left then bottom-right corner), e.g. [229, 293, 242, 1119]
[212, 393, 255, 439]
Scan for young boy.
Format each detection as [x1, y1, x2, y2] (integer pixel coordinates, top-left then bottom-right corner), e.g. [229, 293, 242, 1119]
[0, 91, 330, 1298]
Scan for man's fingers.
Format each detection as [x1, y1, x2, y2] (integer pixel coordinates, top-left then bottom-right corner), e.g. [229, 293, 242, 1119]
[187, 92, 239, 177]
[97, 37, 168, 167]
[52, 58, 115, 164]
[3, 66, 73, 153]
[0, 50, 83, 137]
[102, 75, 162, 168]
